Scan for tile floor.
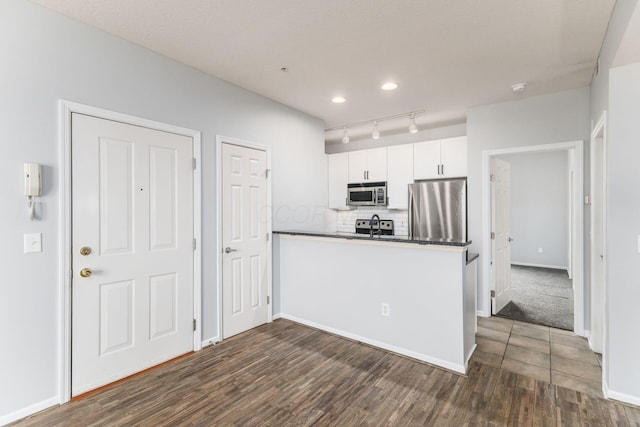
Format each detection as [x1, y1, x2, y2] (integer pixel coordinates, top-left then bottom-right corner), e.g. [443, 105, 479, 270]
[470, 316, 603, 397]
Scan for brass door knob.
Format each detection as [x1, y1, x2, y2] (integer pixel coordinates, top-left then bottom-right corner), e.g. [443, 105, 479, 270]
[80, 246, 92, 256]
[79, 268, 93, 278]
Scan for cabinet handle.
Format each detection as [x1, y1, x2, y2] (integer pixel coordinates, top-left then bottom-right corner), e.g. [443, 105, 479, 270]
[441, 164, 444, 175]
[437, 165, 441, 175]
[364, 171, 366, 180]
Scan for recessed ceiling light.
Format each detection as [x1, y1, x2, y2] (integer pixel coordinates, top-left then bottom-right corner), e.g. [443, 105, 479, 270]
[381, 82, 398, 91]
[332, 96, 346, 104]
[511, 82, 527, 93]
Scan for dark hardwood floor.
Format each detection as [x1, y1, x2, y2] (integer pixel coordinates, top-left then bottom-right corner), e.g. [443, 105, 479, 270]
[12, 319, 640, 426]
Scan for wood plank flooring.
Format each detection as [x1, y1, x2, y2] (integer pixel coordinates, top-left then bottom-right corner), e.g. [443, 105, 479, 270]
[12, 319, 640, 426]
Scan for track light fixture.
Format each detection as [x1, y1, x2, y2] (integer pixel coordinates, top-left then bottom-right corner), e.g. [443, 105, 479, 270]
[326, 110, 425, 142]
[342, 127, 350, 144]
[409, 113, 418, 134]
[372, 121, 380, 139]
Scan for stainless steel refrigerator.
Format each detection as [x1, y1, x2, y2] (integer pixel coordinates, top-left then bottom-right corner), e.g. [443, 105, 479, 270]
[408, 178, 467, 242]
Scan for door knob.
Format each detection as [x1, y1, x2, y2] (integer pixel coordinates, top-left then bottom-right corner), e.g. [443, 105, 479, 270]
[79, 268, 93, 278]
[79, 246, 92, 256]
[224, 247, 238, 254]
[508, 237, 514, 242]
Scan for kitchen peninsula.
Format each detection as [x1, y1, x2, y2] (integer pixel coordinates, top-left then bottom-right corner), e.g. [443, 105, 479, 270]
[274, 231, 478, 374]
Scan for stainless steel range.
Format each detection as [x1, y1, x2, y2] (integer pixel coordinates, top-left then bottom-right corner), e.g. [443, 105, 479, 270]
[355, 218, 394, 236]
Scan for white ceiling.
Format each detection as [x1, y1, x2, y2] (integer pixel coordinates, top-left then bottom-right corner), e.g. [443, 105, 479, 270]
[31, 0, 616, 144]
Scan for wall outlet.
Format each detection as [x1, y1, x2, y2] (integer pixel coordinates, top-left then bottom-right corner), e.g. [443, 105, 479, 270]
[381, 303, 390, 317]
[538, 247, 544, 254]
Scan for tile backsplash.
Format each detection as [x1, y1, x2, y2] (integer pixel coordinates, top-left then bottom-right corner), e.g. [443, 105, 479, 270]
[336, 208, 409, 236]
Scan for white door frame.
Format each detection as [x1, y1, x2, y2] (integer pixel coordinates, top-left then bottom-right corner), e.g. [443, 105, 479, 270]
[215, 136, 273, 342]
[481, 140, 584, 335]
[58, 100, 202, 404]
[590, 111, 607, 357]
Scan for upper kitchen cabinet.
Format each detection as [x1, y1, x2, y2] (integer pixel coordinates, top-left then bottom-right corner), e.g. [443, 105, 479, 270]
[327, 153, 350, 210]
[348, 147, 387, 183]
[386, 144, 413, 210]
[414, 136, 467, 180]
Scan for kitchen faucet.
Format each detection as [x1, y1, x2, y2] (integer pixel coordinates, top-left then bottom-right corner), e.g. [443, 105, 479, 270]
[370, 214, 381, 238]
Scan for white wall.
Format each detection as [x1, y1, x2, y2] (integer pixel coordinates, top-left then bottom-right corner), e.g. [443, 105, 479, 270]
[587, 0, 640, 404]
[467, 88, 590, 317]
[606, 61, 640, 404]
[499, 151, 569, 269]
[0, 0, 327, 422]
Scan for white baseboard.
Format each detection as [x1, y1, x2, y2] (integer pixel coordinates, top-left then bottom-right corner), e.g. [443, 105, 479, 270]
[201, 336, 218, 348]
[272, 312, 282, 320]
[280, 313, 466, 375]
[511, 262, 568, 271]
[604, 383, 640, 407]
[476, 310, 490, 318]
[0, 396, 59, 426]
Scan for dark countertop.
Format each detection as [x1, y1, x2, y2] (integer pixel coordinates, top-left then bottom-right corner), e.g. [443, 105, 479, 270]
[466, 252, 479, 265]
[274, 230, 472, 247]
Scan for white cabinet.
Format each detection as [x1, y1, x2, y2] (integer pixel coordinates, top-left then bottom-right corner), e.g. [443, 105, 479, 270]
[327, 153, 349, 210]
[414, 136, 467, 180]
[386, 144, 414, 210]
[348, 148, 387, 183]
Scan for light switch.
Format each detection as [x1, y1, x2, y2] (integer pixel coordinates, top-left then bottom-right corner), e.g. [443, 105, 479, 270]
[24, 233, 42, 253]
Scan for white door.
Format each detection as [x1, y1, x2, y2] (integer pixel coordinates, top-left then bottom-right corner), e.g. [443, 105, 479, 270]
[327, 153, 349, 210]
[591, 132, 606, 352]
[365, 147, 388, 182]
[413, 140, 441, 180]
[440, 136, 468, 178]
[221, 143, 269, 338]
[386, 144, 414, 209]
[348, 150, 368, 183]
[72, 114, 194, 396]
[491, 158, 513, 314]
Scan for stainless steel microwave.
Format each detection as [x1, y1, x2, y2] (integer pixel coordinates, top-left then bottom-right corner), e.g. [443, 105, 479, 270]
[347, 182, 387, 207]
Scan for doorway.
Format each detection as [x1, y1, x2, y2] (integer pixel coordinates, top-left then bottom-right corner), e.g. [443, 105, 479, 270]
[492, 150, 573, 330]
[482, 141, 584, 335]
[59, 101, 202, 402]
[216, 137, 272, 340]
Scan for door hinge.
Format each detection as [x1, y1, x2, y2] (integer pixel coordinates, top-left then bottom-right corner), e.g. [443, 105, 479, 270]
[192, 158, 196, 170]
[265, 169, 271, 178]
[193, 319, 196, 331]
[490, 232, 495, 240]
[267, 295, 270, 304]
[266, 233, 270, 242]
[193, 238, 197, 250]
[490, 174, 495, 182]
[490, 290, 496, 298]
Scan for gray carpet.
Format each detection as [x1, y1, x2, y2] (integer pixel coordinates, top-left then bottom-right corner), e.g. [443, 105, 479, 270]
[496, 265, 573, 330]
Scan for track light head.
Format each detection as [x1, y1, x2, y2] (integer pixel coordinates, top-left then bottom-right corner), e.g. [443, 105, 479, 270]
[342, 127, 350, 144]
[372, 121, 380, 139]
[409, 113, 418, 134]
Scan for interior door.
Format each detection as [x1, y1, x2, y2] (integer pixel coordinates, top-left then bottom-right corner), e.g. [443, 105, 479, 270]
[491, 157, 513, 314]
[221, 143, 269, 339]
[72, 113, 194, 396]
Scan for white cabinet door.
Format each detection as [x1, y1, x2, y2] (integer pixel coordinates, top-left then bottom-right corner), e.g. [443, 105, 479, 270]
[348, 148, 387, 183]
[348, 150, 368, 183]
[414, 137, 468, 180]
[441, 136, 467, 178]
[327, 153, 349, 209]
[413, 140, 441, 180]
[387, 144, 413, 210]
[366, 147, 387, 182]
